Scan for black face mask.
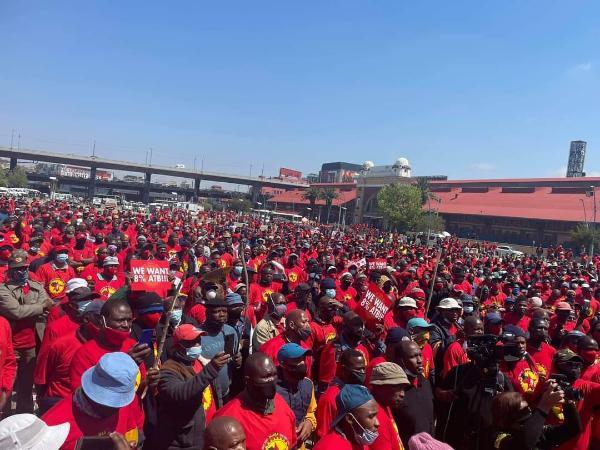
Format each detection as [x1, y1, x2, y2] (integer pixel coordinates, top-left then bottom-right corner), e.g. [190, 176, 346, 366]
[284, 363, 307, 380]
[345, 329, 364, 346]
[345, 369, 366, 385]
[250, 380, 277, 400]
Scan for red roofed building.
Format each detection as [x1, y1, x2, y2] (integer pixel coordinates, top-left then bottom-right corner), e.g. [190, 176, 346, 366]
[430, 177, 600, 246]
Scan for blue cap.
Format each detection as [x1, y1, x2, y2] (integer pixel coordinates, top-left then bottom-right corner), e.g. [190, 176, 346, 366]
[277, 343, 312, 362]
[385, 327, 410, 345]
[407, 318, 434, 331]
[321, 278, 337, 290]
[485, 312, 503, 324]
[81, 352, 139, 408]
[502, 324, 528, 339]
[226, 292, 244, 306]
[331, 385, 374, 428]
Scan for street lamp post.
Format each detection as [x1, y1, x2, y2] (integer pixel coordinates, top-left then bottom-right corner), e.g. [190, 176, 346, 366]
[580, 198, 588, 228]
[592, 188, 597, 259]
[341, 207, 347, 230]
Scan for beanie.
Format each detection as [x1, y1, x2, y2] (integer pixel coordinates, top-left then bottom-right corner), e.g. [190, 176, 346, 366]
[408, 433, 454, 450]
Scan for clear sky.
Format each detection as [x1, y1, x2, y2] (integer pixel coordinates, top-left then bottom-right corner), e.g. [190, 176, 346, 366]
[2, 1, 600, 180]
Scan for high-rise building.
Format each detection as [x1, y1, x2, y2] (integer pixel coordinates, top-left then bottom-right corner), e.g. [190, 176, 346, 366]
[566, 140, 587, 177]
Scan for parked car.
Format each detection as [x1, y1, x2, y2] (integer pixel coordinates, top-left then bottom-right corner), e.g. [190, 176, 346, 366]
[495, 245, 524, 258]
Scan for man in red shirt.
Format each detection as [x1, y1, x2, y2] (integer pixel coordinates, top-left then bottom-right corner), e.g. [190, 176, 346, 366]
[42, 351, 144, 450]
[316, 348, 367, 438]
[92, 256, 124, 300]
[69, 297, 151, 391]
[503, 297, 531, 330]
[337, 272, 358, 306]
[383, 297, 418, 331]
[442, 316, 483, 378]
[34, 245, 76, 302]
[0, 251, 52, 414]
[313, 384, 379, 450]
[215, 352, 297, 450]
[369, 362, 410, 450]
[260, 309, 312, 368]
[0, 316, 16, 413]
[549, 302, 577, 347]
[526, 317, 555, 382]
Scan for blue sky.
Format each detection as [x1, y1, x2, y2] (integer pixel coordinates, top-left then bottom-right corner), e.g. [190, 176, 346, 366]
[2, 1, 600, 180]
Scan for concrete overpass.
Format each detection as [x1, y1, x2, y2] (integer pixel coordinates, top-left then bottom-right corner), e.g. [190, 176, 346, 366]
[0, 147, 307, 202]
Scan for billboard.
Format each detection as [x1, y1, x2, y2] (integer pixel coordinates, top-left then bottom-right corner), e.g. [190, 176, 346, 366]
[59, 165, 113, 182]
[279, 168, 302, 179]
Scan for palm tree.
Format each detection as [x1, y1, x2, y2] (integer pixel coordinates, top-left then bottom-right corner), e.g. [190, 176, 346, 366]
[302, 186, 321, 218]
[319, 187, 339, 224]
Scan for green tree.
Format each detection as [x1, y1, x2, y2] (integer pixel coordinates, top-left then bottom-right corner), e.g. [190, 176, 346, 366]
[570, 223, 600, 252]
[377, 184, 423, 231]
[6, 167, 28, 188]
[229, 198, 252, 212]
[302, 186, 321, 219]
[319, 187, 338, 223]
[413, 213, 446, 233]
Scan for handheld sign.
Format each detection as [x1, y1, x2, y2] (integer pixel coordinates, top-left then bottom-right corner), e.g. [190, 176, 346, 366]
[367, 258, 388, 271]
[356, 282, 392, 331]
[130, 260, 171, 297]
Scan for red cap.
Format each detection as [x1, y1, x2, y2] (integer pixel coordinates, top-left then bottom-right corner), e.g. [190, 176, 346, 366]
[54, 245, 69, 253]
[173, 324, 206, 344]
[555, 302, 572, 311]
[76, 233, 87, 239]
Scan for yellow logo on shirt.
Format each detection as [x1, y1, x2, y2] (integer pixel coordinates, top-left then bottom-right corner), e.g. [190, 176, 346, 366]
[518, 368, 539, 394]
[202, 386, 213, 411]
[262, 433, 289, 450]
[261, 289, 274, 302]
[325, 332, 336, 344]
[100, 286, 117, 298]
[124, 428, 139, 446]
[288, 272, 298, 283]
[48, 278, 65, 296]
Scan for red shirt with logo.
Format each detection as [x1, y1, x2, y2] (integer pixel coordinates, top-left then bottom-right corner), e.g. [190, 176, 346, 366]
[34, 262, 76, 300]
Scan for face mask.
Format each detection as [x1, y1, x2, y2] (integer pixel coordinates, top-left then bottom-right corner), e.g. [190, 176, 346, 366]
[55, 253, 69, 264]
[10, 269, 29, 285]
[206, 290, 217, 300]
[0, 249, 11, 260]
[77, 300, 92, 314]
[346, 369, 366, 385]
[102, 316, 130, 347]
[140, 312, 162, 329]
[349, 413, 379, 445]
[234, 266, 243, 275]
[29, 246, 40, 254]
[285, 362, 307, 380]
[325, 289, 336, 299]
[141, 250, 151, 259]
[402, 309, 417, 320]
[464, 306, 474, 314]
[297, 327, 311, 342]
[170, 309, 183, 327]
[185, 345, 203, 360]
[252, 380, 277, 400]
[580, 349, 598, 364]
[104, 266, 117, 277]
[272, 303, 287, 319]
[349, 269, 357, 276]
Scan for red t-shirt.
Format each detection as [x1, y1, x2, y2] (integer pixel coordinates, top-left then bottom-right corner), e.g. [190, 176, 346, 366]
[526, 342, 556, 381]
[192, 360, 217, 423]
[309, 321, 337, 353]
[214, 393, 297, 450]
[316, 382, 342, 438]
[336, 285, 358, 304]
[422, 343, 435, 380]
[500, 358, 541, 402]
[259, 334, 312, 376]
[313, 430, 367, 450]
[34, 262, 76, 300]
[69, 337, 138, 391]
[0, 316, 16, 392]
[319, 342, 370, 386]
[35, 332, 85, 399]
[503, 313, 530, 331]
[442, 340, 469, 378]
[92, 273, 124, 300]
[285, 267, 306, 291]
[42, 394, 145, 450]
[370, 403, 404, 450]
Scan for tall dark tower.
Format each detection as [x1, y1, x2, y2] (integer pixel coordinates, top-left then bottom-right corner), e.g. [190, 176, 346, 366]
[566, 140, 587, 177]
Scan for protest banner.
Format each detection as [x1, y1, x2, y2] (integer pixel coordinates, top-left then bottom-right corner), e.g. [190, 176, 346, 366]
[367, 258, 387, 271]
[356, 282, 392, 331]
[130, 260, 171, 297]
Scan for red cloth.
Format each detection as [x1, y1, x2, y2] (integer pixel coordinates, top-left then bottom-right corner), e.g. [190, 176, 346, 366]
[285, 267, 306, 291]
[526, 342, 556, 381]
[42, 394, 145, 450]
[187, 303, 206, 325]
[370, 403, 404, 450]
[192, 360, 217, 423]
[503, 313, 530, 331]
[40, 313, 79, 352]
[69, 336, 137, 391]
[316, 382, 342, 438]
[34, 262, 76, 300]
[556, 379, 600, 450]
[500, 358, 542, 402]
[442, 340, 469, 378]
[309, 322, 337, 353]
[259, 334, 312, 376]
[0, 316, 16, 392]
[92, 273, 125, 300]
[313, 430, 367, 450]
[214, 393, 297, 450]
[422, 343, 435, 380]
[34, 332, 84, 399]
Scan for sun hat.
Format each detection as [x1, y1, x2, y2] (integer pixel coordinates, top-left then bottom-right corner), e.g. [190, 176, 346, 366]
[102, 256, 119, 266]
[81, 352, 139, 408]
[331, 384, 374, 428]
[437, 298, 461, 309]
[65, 278, 88, 294]
[397, 297, 417, 308]
[7, 252, 27, 269]
[0, 414, 69, 450]
[555, 301, 572, 311]
[370, 362, 410, 386]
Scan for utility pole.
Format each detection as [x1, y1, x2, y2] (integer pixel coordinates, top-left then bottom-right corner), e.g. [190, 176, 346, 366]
[149, 147, 153, 166]
[17, 134, 21, 150]
[92, 139, 96, 158]
[10, 129, 14, 150]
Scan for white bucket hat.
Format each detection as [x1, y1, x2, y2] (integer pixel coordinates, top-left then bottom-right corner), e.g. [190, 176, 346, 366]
[0, 414, 69, 450]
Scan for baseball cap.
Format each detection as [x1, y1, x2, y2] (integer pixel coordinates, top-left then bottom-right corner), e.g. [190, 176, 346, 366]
[65, 278, 88, 294]
[133, 292, 164, 314]
[295, 283, 311, 293]
[331, 385, 374, 428]
[321, 278, 337, 290]
[0, 414, 70, 450]
[318, 296, 343, 309]
[81, 352, 139, 408]
[555, 301, 572, 311]
[277, 343, 312, 362]
[370, 362, 410, 386]
[84, 299, 105, 315]
[407, 318, 435, 331]
[385, 327, 410, 345]
[485, 312, 503, 324]
[102, 256, 119, 266]
[225, 292, 244, 306]
[67, 287, 100, 303]
[397, 297, 417, 308]
[437, 298, 461, 309]
[173, 324, 207, 345]
[554, 348, 584, 365]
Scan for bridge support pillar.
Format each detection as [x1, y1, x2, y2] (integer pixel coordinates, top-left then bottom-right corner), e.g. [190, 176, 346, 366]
[251, 186, 259, 204]
[194, 178, 201, 201]
[9, 158, 17, 171]
[142, 173, 151, 204]
[88, 167, 97, 199]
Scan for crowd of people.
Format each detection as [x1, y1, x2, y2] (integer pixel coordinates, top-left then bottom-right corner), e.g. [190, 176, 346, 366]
[0, 194, 597, 450]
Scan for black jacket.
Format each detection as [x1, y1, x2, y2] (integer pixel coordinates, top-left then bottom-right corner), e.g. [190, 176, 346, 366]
[393, 374, 435, 448]
[143, 351, 219, 450]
